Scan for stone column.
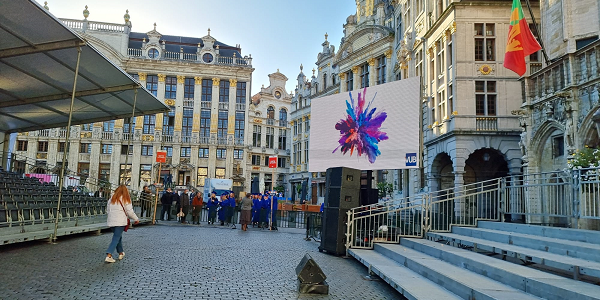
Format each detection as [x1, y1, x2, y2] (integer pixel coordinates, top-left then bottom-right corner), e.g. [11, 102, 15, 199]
[110, 143, 122, 187]
[208, 77, 220, 178]
[339, 72, 347, 93]
[225, 79, 237, 179]
[368, 58, 377, 86]
[384, 49, 393, 83]
[352, 66, 360, 91]
[452, 156, 467, 219]
[155, 74, 166, 134]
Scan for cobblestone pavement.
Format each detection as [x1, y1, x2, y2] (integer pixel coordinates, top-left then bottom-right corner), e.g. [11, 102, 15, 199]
[0, 222, 404, 300]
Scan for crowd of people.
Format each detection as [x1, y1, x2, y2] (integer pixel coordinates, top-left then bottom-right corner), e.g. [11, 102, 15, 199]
[146, 188, 279, 231]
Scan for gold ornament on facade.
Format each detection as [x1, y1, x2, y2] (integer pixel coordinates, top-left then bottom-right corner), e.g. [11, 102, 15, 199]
[351, 66, 360, 74]
[479, 64, 493, 75]
[194, 76, 203, 84]
[444, 29, 451, 41]
[327, 63, 331, 67]
[334, 90, 339, 94]
[141, 135, 154, 142]
[229, 78, 237, 86]
[177, 75, 185, 84]
[302, 116, 306, 121]
[138, 72, 147, 81]
[81, 132, 92, 138]
[339, 72, 346, 80]
[307, 114, 310, 119]
[157, 74, 166, 82]
[164, 99, 176, 106]
[451, 111, 458, 116]
[212, 78, 220, 85]
[384, 49, 393, 59]
[367, 57, 376, 66]
[450, 22, 457, 34]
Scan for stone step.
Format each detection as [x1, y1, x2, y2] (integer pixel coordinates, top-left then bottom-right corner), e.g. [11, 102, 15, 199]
[451, 226, 600, 263]
[428, 231, 600, 280]
[373, 243, 543, 300]
[478, 221, 600, 245]
[402, 238, 600, 300]
[348, 248, 462, 300]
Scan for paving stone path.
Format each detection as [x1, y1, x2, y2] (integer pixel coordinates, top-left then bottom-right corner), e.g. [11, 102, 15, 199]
[0, 222, 403, 300]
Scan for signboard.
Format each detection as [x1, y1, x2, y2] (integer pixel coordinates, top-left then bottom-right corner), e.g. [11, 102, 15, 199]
[268, 156, 278, 168]
[309, 77, 420, 171]
[156, 151, 167, 163]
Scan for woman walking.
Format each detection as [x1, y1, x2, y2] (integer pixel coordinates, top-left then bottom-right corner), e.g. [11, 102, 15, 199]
[239, 193, 253, 231]
[105, 185, 139, 263]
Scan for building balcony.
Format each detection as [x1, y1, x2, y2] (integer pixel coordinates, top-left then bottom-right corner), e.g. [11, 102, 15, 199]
[122, 133, 132, 141]
[102, 132, 113, 140]
[183, 100, 194, 108]
[181, 136, 192, 143]
[234, 138, 244, 146]
[266, 119, 275, 126]
[218, 103, 229, 110]
[217, 137, 228, 145]
[425, 115, 520, 143]
[163, 135, 173, 143]
[201, 101, 211, 109]
[38, 129, 49, 137]
[279, 120, 288, 127]
[199, 136, 210, 144]
[61, 18, 129, 33]
[235, 103, 246, 111]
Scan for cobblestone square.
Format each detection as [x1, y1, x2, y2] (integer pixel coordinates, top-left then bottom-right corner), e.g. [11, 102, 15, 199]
[0, 223, 403, 300]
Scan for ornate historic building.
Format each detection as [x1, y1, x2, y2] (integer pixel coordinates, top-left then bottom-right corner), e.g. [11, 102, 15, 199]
[520, 0, 599, 177]
[12, 8, 254, 193]
[248, 71, 292, 194]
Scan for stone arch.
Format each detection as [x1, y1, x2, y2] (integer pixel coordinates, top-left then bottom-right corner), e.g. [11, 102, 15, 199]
[529, 120, 566, 173]
[429, 152, 454, 191]
[465, 148, 509, 182]
[578, 105, 600, 148]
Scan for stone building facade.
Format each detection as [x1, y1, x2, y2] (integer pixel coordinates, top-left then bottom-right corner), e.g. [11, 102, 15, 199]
[248, 71, 292, 195]
[12, 9, 255, 193]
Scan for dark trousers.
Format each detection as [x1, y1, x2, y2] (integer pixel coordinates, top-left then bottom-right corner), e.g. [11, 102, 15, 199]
[180, 206, 189, 223]
[161, 204, 171, 221]
[208, 208, 216, 224]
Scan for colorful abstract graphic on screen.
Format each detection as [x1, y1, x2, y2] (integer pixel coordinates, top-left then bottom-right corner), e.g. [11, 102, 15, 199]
[332, 88, 388, 164]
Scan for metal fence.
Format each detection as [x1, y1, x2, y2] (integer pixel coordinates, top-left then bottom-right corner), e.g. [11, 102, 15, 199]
[347, 167, 600, 251]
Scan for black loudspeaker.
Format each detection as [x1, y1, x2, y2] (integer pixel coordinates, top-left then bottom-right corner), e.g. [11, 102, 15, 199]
[324, 167, 361, 209]
[319, 207, 349, 256]
[359, 170, 378, 206]
[296, 253, 327, 284]
[251, 177, 259, 194]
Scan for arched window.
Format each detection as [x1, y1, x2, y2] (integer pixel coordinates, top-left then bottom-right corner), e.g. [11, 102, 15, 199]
[323, 72, 327, 89]
[279, 108, 287, 121]
[267, 106, 275, 119]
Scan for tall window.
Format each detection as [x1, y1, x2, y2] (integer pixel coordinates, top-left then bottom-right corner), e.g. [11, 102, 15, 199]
[58, 142, 66, 153]
[277, 157, 286, 168]
[162, 146, 173, 157]
[447, 33, 453, 68]
[377, 56, 386, 85]
[123, 117, 135, 134]
[99, 164, 111, 183]
[182, 108, 193, 138]
[216, 148, 226, 159]
[267, 106, 275, 119]
[121, 145, 133, 155]
[346, 71, 354, 91]
[304, 141, 309, 163]
[278, 129, 287, 150]
[141, 145, 153, 156]
[266, 127, 274, 149]
[201, 79, 212, 102]
[200, 109, 210, 137]
[438, 90, 446, 121]
[198, 148, 209, 158]
[396, 15, 403, 45]
[305, 118, 310, 132]
[217, 111, 228, 138]
[82, 123, 93, 131]
[252, 125, 262, 147]
[143, 115, 155, 134]
[215, 168, 225, 179]
[184, 78, 194, 100]
[78, 163, 90, 181]
[165, 76, 177, 99]
[236, 82, 246, 104]
[79, 143, 91, 153]
[197, 167, 208, 186]
[251, 155, 261, 165]
[360, 63, 369, 88]
[17, 140, 28, 151]
[146, 75, 158, 96]
[436, 40, 445, 75]
[103, 120, 114, 132]
[181, 147, 191, 157]
[322, 72, 327, 90]
[293, 121, 298, 135]
[235, 111, 245, 140]
[415, 49, 423, 79]
[140, 164, 152, 185]
[219, 80, 230, 102]
[163, 108, 175, 136]
[474, 23, 495, 61]
[38, 141, 48, 152]
[120, 164, 132, 186]
[101, 144, 112, 154]
[475, 81, 497, 116]
[279, 108, 287, 126]
[234, 149, 243, 160]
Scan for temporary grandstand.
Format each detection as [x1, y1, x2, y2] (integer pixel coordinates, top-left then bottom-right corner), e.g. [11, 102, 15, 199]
[0, 0, 169, 244]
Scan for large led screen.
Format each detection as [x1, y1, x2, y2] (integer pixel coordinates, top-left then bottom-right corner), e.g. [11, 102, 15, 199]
[309, 77, 420, 172]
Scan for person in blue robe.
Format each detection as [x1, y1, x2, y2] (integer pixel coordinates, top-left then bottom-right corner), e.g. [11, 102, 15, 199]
[251, 193, 261, 227]
[207, 192, 218, 225]
[269, 194, 278, 230]
[259, 194, 270, 229]
[228, 191, 236, 229]
[218, 193, 228, 225]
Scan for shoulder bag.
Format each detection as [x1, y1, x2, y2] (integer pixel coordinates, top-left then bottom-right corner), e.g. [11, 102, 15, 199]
[119, 201, 131, 232]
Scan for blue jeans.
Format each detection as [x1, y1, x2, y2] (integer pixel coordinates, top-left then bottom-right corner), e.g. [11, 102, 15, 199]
[106, 226, 125, 256]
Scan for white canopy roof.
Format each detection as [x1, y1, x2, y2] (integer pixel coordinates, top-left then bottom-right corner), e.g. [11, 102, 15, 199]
[0, 0, 169, 133]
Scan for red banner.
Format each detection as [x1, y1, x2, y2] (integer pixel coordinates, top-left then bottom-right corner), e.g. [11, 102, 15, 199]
[268, 156, 277, 168]
[156, 151, 167, 163]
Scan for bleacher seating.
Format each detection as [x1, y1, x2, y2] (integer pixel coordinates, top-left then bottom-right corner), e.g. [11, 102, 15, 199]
[0, 169, 109, 230]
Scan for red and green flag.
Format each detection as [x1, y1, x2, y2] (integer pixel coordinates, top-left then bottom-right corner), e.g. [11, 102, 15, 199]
[504, 0, 542, 76]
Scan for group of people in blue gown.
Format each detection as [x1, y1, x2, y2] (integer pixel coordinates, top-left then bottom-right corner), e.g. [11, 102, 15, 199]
[251, 193, 278, 230]
[205, 191, 237, 228]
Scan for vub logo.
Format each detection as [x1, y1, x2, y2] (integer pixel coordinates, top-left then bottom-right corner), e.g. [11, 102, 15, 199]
[405, 153, 417, 167]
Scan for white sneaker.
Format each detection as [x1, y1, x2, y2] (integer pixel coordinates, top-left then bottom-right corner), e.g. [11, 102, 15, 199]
[118, 252, 125, 260]
[105, 256, 116, 263]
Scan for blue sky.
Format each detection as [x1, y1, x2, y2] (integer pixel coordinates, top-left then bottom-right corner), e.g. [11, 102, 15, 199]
[40, 0, 356, 96]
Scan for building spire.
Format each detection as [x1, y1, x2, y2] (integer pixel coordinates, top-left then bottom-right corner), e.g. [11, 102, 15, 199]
[325, 32, 328, 41]
[208, 28, 211, 36]
[43, 1, 49, 10]
[300, 64, 303, 71]
[153, 22, 157, 31]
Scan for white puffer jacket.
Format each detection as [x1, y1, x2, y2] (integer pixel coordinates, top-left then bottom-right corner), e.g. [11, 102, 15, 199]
[106, 196, 139, 227]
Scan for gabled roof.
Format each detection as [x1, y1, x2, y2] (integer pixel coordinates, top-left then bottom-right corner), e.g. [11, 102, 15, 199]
[0, 0, 169, 133]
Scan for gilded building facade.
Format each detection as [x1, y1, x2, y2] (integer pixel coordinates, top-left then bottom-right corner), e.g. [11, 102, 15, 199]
[248, 71, 292, 194]
[12, 9, 254, 193]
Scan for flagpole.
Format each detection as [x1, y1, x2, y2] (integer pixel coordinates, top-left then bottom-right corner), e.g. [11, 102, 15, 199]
[523, 0, 550, 64]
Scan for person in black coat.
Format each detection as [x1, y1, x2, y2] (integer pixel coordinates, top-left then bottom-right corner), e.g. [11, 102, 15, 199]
[160, 188, 173, 221]
[180, 189, 190, 224]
